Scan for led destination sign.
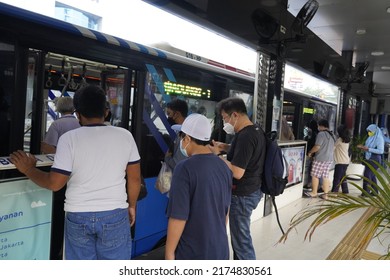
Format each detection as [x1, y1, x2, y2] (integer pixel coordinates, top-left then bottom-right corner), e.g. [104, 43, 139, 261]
[164, 81, 211, 99]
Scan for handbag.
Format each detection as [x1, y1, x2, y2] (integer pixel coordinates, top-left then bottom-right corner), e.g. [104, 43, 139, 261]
[155, 162, 173, 194]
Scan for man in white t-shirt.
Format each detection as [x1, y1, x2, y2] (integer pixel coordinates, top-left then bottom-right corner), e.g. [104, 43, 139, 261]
[10, 85, 141, 260]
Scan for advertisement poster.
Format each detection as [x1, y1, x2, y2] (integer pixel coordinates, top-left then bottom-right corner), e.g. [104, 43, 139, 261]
[282, 146, 305, 187]
[345, 107, 356, 131]
[0, 179, 52, 260]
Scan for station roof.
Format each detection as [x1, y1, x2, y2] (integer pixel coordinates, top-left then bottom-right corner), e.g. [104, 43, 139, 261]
[143, 0, 390, 98]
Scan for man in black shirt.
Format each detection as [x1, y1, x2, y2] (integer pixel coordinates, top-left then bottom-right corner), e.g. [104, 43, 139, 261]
[209, 97, 266, 260]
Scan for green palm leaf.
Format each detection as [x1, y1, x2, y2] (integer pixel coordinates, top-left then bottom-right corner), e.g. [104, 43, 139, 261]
[279, 160, 390, 259]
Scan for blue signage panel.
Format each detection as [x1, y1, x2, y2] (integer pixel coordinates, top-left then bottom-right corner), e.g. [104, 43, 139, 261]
[0, 179, 52, 260]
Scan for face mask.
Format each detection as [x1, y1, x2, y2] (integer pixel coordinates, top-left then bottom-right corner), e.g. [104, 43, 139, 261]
[223, 122, 235, 135]
[223, 115, 237, 135]
[180, 139, 189, 157]
[368, 131, 374, 137]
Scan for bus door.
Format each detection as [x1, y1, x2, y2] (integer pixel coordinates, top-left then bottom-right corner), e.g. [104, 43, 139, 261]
[102, 68, 168, 258]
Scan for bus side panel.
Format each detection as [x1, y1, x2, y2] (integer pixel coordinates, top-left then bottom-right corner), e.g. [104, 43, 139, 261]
[132, 177, 168, 257]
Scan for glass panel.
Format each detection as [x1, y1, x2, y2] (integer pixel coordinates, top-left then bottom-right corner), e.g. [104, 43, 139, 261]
[129, 86, 134, 128]
[144, 68, 219, 144]
[23, 55, 37, 153]
[141, 64, 253, 177]
[0, 42, 14, 157]
[105, 73, 125, 127]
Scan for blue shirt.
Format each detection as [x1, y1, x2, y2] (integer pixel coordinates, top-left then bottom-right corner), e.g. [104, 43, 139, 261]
[167, 153, 232, 260]
[365, 124, 384, 159]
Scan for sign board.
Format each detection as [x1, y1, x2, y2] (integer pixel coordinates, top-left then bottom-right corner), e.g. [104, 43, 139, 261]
[0, 179, 53, 259]
[284, 63, 339, 104]
[0, 154, 54, 259]
[0, 154, 54, 170]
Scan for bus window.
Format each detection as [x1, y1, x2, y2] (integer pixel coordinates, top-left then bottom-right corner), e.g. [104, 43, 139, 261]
[0, 42, 14, 157]
[101, 69, 133, 129]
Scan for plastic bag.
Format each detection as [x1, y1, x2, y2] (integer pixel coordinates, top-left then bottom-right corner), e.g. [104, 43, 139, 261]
[155, 162, 172, 194]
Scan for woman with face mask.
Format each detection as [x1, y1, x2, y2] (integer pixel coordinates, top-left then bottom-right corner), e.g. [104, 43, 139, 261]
[357, 124, 385, 196]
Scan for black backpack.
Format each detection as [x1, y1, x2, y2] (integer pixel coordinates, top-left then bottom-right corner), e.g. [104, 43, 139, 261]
[257, 126, 288, 234]
[261, 130, 288, 197]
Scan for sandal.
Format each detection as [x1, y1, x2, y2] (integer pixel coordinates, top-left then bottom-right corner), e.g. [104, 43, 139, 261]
[303, 191, 317, 198]
[319, 193, 328, 200]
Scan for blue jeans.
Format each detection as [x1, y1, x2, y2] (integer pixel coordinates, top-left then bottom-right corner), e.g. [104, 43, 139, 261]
[229, 189, 262, 260]
[64, 208, 132, 260]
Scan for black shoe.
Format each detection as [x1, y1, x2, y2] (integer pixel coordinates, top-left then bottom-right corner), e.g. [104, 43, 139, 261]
[317, 188, 324, 194]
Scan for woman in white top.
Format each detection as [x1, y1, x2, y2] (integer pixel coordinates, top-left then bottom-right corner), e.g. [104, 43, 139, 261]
[331, 125, 351, 193]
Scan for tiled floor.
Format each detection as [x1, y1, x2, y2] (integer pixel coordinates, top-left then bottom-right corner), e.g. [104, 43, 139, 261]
[252, 183, 390, 260]
[137, 179, 390, 260]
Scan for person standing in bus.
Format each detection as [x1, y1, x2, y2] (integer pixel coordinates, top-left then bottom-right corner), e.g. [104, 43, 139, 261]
[164, 98, 188, 170]
[357, 124, 384, 196]
[165, 114, 232, 260]
[10, 85, 141, 260]
[331, 125, 351, 194]
[209, 97, 266, 260]
[41, 96, 80, 154]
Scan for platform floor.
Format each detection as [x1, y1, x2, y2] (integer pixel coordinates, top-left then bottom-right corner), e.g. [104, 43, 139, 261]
[136, 181, 390, 260]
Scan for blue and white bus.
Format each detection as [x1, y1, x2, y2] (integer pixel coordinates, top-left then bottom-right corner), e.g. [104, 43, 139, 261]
[0, 2, 255, 259]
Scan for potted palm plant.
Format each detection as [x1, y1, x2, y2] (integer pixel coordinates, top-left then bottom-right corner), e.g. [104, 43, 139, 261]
[350, 134, 367, 163]
[345, 134, 367, 180]
[280, 160, 390, 259]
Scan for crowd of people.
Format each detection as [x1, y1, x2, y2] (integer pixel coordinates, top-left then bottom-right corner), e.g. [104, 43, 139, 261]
[304, 119, 387, 199]
[9, 84, 389, 260]
[10, 88, 265, 261]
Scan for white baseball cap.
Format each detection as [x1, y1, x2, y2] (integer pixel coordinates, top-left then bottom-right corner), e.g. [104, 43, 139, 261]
[181, 113, 211, 141]
[171, 124, 182, 132]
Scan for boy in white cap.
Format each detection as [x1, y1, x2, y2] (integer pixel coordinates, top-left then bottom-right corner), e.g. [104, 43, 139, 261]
[165, 113, 232, 260]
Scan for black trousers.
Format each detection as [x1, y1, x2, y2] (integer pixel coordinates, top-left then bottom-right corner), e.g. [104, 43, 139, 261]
[331, 164, 349, 193]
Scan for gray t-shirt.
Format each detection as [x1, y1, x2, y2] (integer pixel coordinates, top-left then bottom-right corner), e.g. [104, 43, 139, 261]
[314, 130, 335, 162]
[44, 115, 80, 146]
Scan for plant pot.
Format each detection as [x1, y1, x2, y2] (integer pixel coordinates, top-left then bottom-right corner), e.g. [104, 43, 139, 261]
[346, 162, 365, 180]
